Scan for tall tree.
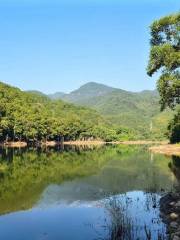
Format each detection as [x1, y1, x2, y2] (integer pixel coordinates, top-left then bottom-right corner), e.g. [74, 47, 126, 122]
[147, 12, 180, 142]
[147, 12, 180, 110]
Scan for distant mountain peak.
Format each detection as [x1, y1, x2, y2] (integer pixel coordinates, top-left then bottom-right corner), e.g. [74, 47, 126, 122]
[62, 82, 115, 103]
[48, 91, 66, 100]
[70, 82, 114, 92]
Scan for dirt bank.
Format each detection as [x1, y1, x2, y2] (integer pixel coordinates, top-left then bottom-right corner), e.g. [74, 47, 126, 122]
[0, 140, 169, 147]
[149, 144, 180, 156]
[0, 142, 27, 147]
[119, 140, 167, 145]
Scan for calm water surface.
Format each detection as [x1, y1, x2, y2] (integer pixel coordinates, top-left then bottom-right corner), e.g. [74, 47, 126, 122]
[0, 144, 178, 240]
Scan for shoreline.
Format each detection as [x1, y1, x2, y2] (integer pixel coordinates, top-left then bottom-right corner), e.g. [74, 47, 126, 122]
[0, 141, 28, 147]
[1, 140, 180, 158]
[0, 140, 168, 148]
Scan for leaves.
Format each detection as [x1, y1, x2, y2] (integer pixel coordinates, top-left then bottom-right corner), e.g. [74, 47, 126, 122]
[147, 12, 180, 142]
[168, 108, 180, 143]
[147, 12, 180, 110]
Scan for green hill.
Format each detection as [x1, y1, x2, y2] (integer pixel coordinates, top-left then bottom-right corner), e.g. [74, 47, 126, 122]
[49, 82, 172, 139]
[1, 81, 123, 142]
[2, 81, 172, 141]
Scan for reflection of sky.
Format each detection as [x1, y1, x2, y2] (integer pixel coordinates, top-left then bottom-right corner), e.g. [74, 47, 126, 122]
[0, 206, 106, 240]
[0, 191, 167, 240]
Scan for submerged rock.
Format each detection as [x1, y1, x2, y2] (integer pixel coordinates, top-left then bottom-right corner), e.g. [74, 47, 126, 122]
[170, 213, 179, 220]
[175, 201, 180, 208]
[173, 235, 180, 240]
[170, 221, 178, 229]
[160, 192, 180, 239]
[174, 231, 180, 237]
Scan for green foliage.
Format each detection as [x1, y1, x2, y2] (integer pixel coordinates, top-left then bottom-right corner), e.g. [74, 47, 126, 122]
[55, 82, 170, 140]
[168, 108, 180, 143]
[149, 13, 180, 48]
[147, 12, 180, 142]
[147, 44, 180, 77]
[147, 12, 180, 110]
[157, 71, 180, 110]
[0, 82, 134, 142]
[150, 109, 174, 140]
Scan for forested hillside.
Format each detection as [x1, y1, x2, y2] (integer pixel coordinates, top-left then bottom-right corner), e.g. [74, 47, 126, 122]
[0, 82, 135, 143]
[49, 82, 173, 139]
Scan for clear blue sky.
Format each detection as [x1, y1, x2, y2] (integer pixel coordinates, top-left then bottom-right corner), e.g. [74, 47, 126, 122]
[0, 0, 179, 93]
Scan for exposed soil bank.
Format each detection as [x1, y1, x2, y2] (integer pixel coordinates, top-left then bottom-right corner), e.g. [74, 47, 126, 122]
[63, 140, 105, 145]
[64, 140, 167, 145]
[0, 142, 27, 147]
[119, 140, 167, 145]
[0, 140, 168, 147]
[150, 144, 180, 156]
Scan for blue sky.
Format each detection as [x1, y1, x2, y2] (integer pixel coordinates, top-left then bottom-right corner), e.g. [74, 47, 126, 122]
[0, 0, 179, 93]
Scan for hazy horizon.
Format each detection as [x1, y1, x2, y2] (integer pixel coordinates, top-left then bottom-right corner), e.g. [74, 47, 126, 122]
[0, 0, 179, 93]
[1, 79, 158, 95]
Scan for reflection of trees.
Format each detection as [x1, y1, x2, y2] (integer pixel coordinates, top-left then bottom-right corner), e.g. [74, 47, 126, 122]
[172, 155, 180, 168]
[168, 155, 180, 191]
[0, 145, 116, 214]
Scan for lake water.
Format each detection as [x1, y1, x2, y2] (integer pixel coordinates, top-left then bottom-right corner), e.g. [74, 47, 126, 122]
[0, 144, 178, 240]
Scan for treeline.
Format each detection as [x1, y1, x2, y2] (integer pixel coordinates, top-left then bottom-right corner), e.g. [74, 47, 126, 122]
[0, 82, 134, 143]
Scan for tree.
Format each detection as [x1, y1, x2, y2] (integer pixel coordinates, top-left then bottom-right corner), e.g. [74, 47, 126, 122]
[168, 108, 180, 143]
[147, 12, 180, 142]
[147, 12, 180, 110]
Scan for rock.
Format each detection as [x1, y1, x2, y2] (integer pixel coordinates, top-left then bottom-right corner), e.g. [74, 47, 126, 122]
[172, 193, 180, 199]
[170, 213, 179, 220]
[171, 233, 175, 239]
[170, 221, 178, 229]
[175, 231, 180, 237]
[175, 201, 180, 207]
[160, 212, 164, 218]
[170, 202, 176, 206]
[173, 235, 180, 240]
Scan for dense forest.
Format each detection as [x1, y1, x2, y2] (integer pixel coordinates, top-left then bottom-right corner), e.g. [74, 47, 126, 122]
[0, 82, 135, 143]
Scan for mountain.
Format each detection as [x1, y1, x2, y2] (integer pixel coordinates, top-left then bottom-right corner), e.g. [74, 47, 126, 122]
[47, 82, 172, 139]
[48, 92, 66, 100]
[49, 82, 115, 103]
[26, 90, 47, 97]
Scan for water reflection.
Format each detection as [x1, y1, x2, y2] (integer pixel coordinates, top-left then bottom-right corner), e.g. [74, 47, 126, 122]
[98, 193, 167, 240]
[0, 145, 177, 240]
[168, 155, 180, 190]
